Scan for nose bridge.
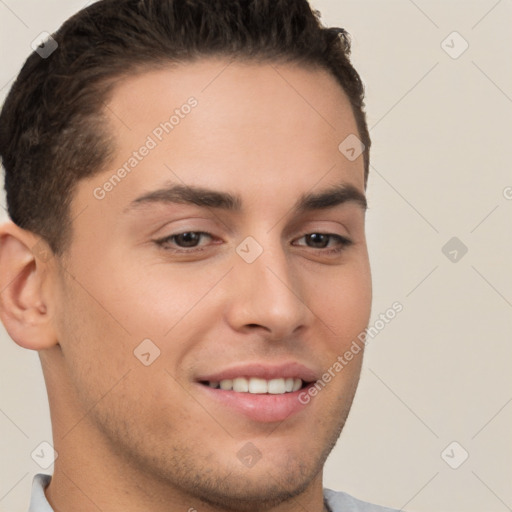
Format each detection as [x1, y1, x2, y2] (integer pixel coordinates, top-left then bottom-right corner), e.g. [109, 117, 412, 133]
[227, 234, 310, 337]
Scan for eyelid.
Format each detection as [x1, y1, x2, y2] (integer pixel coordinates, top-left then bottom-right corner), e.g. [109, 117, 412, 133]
[147, 216, 222, 238]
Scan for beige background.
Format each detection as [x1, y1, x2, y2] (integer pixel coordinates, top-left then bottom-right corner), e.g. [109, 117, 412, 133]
[1, 1, 511, 511]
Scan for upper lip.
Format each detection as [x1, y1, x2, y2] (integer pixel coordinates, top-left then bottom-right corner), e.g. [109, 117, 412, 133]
[196, 362, 319, 383]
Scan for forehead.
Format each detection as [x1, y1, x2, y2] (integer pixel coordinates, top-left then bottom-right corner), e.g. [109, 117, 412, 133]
[107, 58, 355, 125]
[104, 59, 360, 162]
[75, 59, 365, 218]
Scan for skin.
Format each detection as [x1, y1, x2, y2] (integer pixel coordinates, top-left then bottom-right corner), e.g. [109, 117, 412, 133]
[0, 59, 371, 512]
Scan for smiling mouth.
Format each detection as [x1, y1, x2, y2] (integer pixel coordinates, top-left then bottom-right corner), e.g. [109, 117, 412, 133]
[199, 377, 311, 394]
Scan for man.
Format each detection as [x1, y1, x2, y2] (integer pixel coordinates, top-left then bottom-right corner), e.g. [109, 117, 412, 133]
[0, 1, 401, 511]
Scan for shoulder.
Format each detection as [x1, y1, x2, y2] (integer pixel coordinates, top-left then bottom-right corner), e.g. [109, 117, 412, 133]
[323, 487, 402, 512]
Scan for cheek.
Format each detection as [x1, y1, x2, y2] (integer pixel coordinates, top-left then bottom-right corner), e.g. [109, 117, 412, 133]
[305, 260, 372, 342]
[107, 263, 231, 346]
[52, 287, 128, 419]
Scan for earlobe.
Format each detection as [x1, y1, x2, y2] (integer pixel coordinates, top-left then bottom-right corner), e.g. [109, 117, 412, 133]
[0, 221, 58, 350]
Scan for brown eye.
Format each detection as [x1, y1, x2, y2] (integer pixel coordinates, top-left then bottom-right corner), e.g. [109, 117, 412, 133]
[294, 233, 353, 252]
[173, 232, 203, 247]
[155, 231, 213, 251]
[304, 233, 330, 248]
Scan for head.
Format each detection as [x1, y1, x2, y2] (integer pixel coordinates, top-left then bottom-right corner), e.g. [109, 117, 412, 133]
[0, 1, 372, 510]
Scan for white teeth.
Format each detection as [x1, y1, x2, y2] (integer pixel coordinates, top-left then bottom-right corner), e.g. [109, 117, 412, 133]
[219, 379, 233, 390]
[292, 378, 302, 392]
[232, 377, 249, 392]
[268, 378, 286, 394]
[207, 377, 304, 394]
[248, 377, 268, 393]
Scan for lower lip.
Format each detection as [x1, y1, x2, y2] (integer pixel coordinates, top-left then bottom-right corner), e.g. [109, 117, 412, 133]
[196, 383, 314, 423]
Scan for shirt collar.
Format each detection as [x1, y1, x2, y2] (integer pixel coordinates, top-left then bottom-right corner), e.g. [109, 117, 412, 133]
[28, 474, 53, 512]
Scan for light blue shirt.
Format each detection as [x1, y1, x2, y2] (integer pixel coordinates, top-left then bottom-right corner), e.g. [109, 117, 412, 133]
[29, 473, 401, 512]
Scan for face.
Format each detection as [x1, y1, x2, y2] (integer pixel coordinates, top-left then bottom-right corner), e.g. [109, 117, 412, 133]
[46, 59, 371, 510]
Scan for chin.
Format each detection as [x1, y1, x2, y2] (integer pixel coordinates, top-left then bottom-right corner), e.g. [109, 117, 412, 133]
[165, 430, 335, 512]
[188, 459, 319, 512]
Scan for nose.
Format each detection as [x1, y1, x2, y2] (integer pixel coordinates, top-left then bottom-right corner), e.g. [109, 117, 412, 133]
[224, 238, 313, 341]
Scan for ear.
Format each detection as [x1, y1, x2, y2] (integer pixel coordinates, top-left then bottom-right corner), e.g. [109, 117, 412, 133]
[0, 221, 58, 350]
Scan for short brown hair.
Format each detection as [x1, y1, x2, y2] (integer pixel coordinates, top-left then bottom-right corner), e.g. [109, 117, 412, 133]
[0, 0, 370, 254]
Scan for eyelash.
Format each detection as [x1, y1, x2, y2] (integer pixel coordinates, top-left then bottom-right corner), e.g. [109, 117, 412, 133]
[154, 231, 353, 256]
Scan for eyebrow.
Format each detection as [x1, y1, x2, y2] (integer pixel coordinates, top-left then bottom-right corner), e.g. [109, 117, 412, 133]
[126, 182, 367, 214]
